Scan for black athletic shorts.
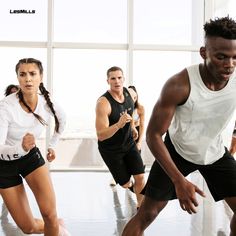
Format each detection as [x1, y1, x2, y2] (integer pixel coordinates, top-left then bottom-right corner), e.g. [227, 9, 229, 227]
[144, 133, 236, 202]
[0, 147, 45, 189]
[99, 143, 145, 186]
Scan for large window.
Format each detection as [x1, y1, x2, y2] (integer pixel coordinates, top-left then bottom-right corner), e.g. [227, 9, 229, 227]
[1, 0, 234, 169]
[53, 49, 127, 137]
[133, 51, 202, 128]
[54, 0, 127, 43]
[133, 0, 204, 45]
[214, 0, 236, 18]
[0, 0, 47, 41]
[0, 47, 47, 100]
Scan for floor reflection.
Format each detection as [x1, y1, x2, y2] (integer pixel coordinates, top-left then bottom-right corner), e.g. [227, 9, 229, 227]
[0, 172, 232, 236]
[111, 186, 137, 236]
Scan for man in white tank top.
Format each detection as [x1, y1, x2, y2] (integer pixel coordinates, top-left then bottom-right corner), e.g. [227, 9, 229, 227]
[122, 16, 236, 236]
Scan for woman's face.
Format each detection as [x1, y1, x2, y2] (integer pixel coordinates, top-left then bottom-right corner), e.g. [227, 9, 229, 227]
[17, 63, 42, 96]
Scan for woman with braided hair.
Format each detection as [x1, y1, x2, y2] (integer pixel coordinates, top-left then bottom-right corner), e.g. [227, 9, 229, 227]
[0, 58, 69, 235]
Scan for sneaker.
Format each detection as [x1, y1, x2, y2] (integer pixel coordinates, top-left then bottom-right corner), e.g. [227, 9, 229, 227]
[58, 219, 71, 236]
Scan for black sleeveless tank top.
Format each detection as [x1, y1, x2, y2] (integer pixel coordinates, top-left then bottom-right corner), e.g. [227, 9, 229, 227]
[98, 87, 135, 152]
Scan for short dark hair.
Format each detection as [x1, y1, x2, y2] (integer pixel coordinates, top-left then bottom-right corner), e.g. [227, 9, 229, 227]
[204, 16, 236, 39]
[106, 66, 123, 77]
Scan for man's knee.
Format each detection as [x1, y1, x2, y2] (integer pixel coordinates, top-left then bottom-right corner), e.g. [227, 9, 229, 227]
[136, 206, 159, 228]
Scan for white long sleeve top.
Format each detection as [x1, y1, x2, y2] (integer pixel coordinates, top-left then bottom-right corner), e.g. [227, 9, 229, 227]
[0, 93, 66, 161]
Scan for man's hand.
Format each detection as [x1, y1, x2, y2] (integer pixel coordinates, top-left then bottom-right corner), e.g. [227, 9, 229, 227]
[117, 110, 133, 128]
[175, 178, 206, 214]
[131, 127, 138, 140]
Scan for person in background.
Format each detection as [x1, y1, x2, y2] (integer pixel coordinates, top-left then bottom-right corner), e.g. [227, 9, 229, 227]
[128, 85, 145, 153]
[4, 84, 19, 96]
[109, 85, 145, 187]
[0, 84, 19, 221]
[95, 66, 146, 209]
[122, 16, 236, 236]
[0, 58, 69, 235]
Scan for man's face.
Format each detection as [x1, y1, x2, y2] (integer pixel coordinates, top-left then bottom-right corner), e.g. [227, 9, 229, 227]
[202, 37, 236, 83]
[107, 70, 124, 92]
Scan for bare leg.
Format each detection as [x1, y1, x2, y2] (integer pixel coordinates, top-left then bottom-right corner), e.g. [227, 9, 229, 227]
[0, 184, 44, 234]
[133, 173, 145, 208]
[122, 196, 168, 236]
[122, 174, 145, 208]
[25, 165, 59, 236]
[0, 165, 60, 235]
[224, 197, 236, 236]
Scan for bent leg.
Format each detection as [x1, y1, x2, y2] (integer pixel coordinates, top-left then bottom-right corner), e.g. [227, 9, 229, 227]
[133, 173, 145, 207]
[0, 184, 44, 234]
[225, 197, 236, 236]
[25, 165, 59, 236]
[122, 196, 168, 236]
[121, 173, 147, 208]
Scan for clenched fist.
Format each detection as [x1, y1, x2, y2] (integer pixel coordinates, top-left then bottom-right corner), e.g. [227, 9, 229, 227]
[22, 133, 36, 152]
[117, 110, 133, 128]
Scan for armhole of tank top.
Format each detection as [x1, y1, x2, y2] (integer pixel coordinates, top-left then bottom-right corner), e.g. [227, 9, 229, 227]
[179, 66, 193, 106]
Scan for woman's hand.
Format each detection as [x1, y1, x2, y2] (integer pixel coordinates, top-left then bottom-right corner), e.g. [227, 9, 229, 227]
[22, 133, 35, 152]
[47, 148, 56, 162]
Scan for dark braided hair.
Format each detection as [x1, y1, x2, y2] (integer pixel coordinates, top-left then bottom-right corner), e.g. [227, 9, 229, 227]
[16, 58, 60, 133]
[39, 82, 59, 132]
[17, 89, 48, 127]
[204, 16, 236, 39]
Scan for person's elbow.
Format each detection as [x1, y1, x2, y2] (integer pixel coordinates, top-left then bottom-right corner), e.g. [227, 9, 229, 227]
[146, 127, 161, 148]
[146, 128, 153, 148]
[96, 131, 106, 142]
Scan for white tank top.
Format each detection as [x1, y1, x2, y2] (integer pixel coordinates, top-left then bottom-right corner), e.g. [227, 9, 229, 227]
[168, 64, 236, 164]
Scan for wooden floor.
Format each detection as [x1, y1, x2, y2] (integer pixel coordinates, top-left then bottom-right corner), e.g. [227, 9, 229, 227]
[0, 171, 232, 236]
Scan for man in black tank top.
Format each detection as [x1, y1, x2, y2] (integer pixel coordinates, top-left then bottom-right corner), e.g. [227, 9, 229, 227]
[95, 66, 145, 209]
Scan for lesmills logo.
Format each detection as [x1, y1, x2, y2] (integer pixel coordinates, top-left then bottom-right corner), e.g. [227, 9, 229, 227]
[10, 9, 36, 14]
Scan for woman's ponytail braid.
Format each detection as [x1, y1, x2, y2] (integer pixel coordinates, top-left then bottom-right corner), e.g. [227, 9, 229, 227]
[39, 83, 59, 132]
[17, 90, 47, 126]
